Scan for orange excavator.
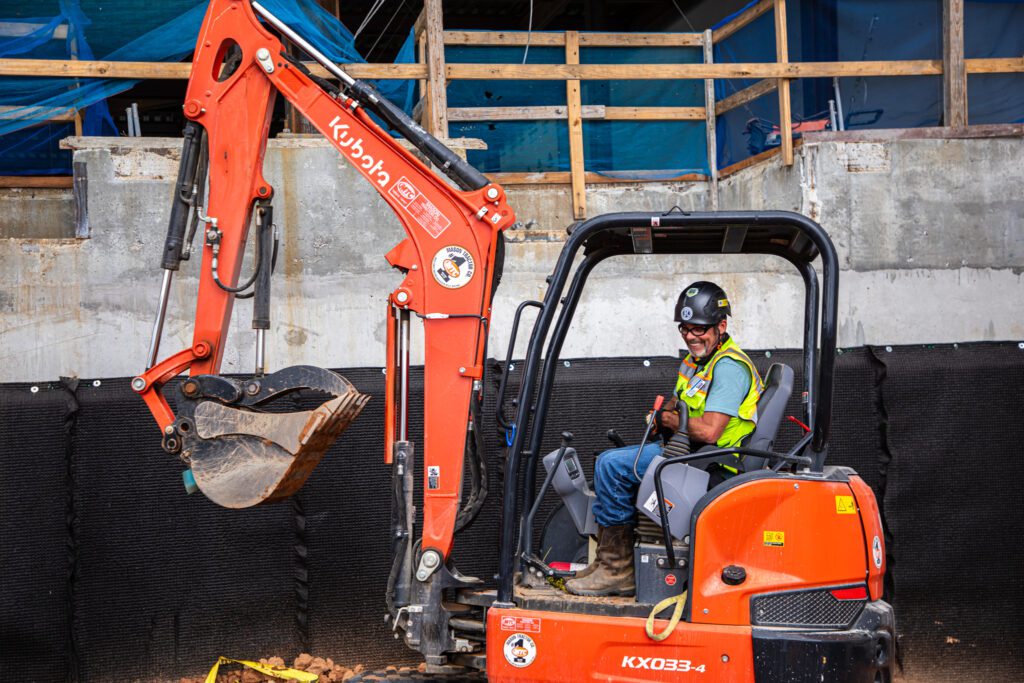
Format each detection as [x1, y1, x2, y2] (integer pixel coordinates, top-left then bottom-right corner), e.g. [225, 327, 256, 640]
[134, 2, 895, 681]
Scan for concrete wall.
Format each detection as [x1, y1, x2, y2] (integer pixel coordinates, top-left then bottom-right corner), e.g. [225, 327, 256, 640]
[1, 133, 1021, 382]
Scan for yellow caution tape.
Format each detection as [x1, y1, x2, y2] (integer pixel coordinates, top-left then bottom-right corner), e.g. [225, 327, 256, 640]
[204, 657, 319, 683]
[645, 591, 687, 642]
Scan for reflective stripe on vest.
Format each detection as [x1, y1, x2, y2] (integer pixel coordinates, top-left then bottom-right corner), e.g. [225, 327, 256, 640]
[674, 337, 764, 449]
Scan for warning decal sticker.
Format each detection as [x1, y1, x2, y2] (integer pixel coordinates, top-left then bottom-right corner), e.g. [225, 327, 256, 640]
[763, 531, 785, 547]
[835, 495, 857, 515]
[499, 616, 541, 633]
[387, 176, 451, 239]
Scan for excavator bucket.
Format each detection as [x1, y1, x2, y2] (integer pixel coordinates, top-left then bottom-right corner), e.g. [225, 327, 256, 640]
[173, 366, 370, 508]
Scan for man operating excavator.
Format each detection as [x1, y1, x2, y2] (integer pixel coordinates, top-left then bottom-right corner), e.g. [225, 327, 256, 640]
[565, 281, 765, 597]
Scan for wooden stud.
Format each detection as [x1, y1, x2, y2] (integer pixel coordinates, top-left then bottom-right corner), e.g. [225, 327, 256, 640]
[713, 0, 773, 44]
[715, 79, 777, 115]
[943, 0, 967, 127]
[703, 30, 719, 210]
[774, 0, 793, 166]
[423, 0, 448, 138]
[564, 31, 586, 220]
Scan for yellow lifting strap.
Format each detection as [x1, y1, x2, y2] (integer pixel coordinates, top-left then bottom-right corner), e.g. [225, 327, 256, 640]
[204, 657, 319, 683]
[645, 591, 688, 641]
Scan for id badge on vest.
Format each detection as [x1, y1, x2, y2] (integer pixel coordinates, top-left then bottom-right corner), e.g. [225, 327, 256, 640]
[686, 377, 707, 397]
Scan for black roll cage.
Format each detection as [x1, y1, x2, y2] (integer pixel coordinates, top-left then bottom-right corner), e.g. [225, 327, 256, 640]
[494, 210, 840, 604]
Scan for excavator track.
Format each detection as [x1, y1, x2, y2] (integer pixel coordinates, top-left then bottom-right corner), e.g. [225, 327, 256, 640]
[171, 365, 369, 507]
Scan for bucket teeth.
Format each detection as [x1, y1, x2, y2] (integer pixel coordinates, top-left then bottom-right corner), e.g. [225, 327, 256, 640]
[180, 367, 369, 508]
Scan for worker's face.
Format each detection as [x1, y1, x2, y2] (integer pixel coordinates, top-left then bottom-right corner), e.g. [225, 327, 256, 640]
[680, 319, 727, 359]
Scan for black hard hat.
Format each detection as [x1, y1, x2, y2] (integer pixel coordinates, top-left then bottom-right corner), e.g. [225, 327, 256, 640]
[674, 281, 731, 325]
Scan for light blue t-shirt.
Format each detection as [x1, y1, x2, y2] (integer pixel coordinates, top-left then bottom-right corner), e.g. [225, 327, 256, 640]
[703, 357, 752, 417]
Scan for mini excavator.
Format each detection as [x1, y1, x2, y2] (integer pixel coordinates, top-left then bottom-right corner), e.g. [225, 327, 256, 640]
[134, 2, 895, 681]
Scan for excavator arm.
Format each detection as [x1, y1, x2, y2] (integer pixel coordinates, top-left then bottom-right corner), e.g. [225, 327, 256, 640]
[134, 0, 513, 571]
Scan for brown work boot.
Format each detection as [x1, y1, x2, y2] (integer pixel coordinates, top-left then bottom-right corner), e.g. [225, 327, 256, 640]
[569, 526, 605, 580]
[564, 524, 635, 597]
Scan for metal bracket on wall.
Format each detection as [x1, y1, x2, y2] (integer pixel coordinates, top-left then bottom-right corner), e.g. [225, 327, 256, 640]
[73, 159, 88, 239]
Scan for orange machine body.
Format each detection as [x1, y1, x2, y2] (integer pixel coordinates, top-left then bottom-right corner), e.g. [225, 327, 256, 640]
[487, 469, 887, 682]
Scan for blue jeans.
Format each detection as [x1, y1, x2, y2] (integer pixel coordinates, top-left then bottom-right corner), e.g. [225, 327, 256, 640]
[591, 442, 664, 527]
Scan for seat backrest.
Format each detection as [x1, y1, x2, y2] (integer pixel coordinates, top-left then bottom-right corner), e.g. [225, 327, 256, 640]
[742, 362, 795, 470]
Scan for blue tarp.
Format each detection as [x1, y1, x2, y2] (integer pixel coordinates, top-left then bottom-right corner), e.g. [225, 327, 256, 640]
[0, 0, 415, 174]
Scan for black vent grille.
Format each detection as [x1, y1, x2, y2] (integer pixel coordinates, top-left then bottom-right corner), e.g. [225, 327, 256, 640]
[751, 587, 866, 629]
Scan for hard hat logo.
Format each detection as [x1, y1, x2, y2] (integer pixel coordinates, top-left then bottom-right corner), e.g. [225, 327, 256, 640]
[432, 246, 475, 289]
[680, 306, 694, 321]
[686, 287, 699, 297]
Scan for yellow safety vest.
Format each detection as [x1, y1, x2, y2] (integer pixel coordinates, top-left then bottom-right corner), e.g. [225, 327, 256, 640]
[673, 336, 763, 450]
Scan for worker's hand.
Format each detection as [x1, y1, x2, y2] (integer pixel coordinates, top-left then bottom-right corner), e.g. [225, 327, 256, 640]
[658, 408, 681, 433]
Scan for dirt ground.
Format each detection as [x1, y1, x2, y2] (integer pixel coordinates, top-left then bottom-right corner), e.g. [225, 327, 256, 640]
[180, 654, 428, 683]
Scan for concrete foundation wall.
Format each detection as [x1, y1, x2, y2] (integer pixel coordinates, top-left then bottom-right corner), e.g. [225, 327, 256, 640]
[1, 134, 1021, 382]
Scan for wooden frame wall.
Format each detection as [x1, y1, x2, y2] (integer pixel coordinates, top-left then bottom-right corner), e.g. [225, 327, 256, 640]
[0, 1, 1020, 203]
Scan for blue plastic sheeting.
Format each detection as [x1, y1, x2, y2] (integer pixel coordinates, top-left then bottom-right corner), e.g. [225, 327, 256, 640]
[447, 38, 709, 176]
[714, 0, 1024, 169]
[0, 0, 415, 175]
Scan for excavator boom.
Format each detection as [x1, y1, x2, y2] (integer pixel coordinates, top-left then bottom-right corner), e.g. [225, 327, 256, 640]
[134, 0, 513, 557]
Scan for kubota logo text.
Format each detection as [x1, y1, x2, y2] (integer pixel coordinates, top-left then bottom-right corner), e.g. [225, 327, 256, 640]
[329, 116, 390, 187]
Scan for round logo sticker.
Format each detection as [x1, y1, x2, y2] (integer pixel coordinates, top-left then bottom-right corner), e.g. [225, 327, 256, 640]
[872, 535, 883, 569]
[686, 287, 699, 297]
[431, 245, 475, 289]
[503, 633, 537, 668]
[680, 306, 694, 321]
[664, 574, 677, 586]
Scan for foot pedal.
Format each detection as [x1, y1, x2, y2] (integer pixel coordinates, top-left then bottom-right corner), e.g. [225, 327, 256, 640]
[172, 365, 369, 508]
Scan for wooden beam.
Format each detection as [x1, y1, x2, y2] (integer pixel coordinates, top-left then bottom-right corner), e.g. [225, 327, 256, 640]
[0, 59, 426, 80]
[423, 0, 448, 138]
[446, 105, 705, 122]
[565, 31, 586, 220]
[2, 58, 1021, 82]
[0, 22, 68, 40]
[445, 61, 949, 80]
[486, 171, 708, 186]
[448, 105, 604, 121]
[603, 106, 705, 120]
[0, 175, 73, 188]
[0, 105, 76, 122]
[579, 32, 703, 47]
[445, 31, 565, 47]
[966, 57, 1024, 73]
[943, 0, 967, 127]
[715, 78, 777, 115]
[718, 138, 803, 178]
[703, 30, 719, 210]
[446, 105, 704, 122]
[713, 0, 773, 44]
[774, 0, 793, 166]
[442, 31, 704, 48]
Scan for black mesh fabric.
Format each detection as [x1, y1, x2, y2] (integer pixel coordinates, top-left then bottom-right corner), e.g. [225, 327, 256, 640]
[1, 344, 1022, 682]
[872, 343, 1024, 682]
[0, 382, 75, 683]
[69, 378, 298, 681]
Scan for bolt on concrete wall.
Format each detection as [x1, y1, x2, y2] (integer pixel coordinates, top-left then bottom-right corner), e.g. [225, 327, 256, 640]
[1, 134, 1021, 382]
